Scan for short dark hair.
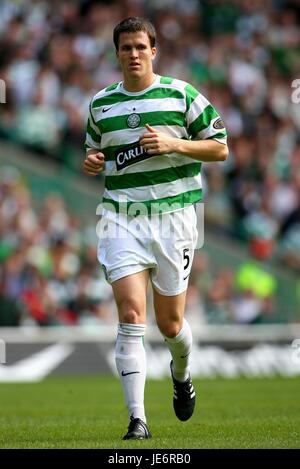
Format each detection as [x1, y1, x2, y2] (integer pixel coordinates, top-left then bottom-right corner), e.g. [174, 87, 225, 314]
[113, 17, 156, 50]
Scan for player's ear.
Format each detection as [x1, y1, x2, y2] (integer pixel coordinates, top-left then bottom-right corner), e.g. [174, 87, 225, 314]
[151, 47, 157, 60]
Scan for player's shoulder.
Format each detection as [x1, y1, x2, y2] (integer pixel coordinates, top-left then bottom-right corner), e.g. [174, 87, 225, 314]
[90, 82, 122, 107]
[158, 76, 198, 95]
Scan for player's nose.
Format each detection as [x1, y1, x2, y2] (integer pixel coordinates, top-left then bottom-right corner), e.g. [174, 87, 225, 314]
[130, 48, 138, 58]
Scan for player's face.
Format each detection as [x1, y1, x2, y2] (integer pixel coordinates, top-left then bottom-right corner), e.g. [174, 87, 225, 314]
[116, 31, 156, 82]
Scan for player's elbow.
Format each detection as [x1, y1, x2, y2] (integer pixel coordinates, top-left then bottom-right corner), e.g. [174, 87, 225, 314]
[216, 144, 229, 161]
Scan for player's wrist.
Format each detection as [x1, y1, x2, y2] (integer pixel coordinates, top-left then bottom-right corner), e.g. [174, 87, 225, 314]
[173, 138, 185, 154]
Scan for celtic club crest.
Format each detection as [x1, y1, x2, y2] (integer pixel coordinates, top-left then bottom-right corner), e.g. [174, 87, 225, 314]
[126, 113, 141, 128]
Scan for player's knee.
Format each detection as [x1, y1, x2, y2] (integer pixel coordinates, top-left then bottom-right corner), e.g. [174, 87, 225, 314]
[118, 300, 143, 324]
[158, 320, 182, 338]
[121, 310, 140, 324]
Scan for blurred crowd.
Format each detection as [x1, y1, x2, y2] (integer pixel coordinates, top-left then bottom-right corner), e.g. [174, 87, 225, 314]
[0, 0, 300, 325]
[0, 166, 278, 326]
[0, 166, 116, 326]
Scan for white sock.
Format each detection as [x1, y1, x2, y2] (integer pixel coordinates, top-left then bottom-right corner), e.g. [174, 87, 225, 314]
[115, 323, 147, 422]
[164, 318, 192, 382]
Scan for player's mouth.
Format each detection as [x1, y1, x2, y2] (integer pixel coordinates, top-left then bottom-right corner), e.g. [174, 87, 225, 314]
[129, 62, 140, 69]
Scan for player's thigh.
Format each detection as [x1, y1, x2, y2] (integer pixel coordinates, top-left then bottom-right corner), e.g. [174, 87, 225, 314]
[97, 211, 154, 284]
[112, 269, 150, 324]
[150, 206, 197, 296]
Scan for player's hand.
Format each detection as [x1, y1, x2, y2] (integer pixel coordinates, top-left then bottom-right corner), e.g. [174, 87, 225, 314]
[140, 124, 178, 155]
[83, 151, 105, 176]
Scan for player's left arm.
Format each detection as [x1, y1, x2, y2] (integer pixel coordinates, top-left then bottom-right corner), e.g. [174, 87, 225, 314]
[140, 124, 228, 161]
[140, 124, 228, 162]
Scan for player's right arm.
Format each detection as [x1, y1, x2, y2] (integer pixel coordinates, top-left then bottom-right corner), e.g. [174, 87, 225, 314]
[84, 100, 105, 176]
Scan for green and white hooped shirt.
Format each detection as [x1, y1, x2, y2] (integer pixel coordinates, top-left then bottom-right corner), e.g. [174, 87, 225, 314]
[85, 75, 227, 214]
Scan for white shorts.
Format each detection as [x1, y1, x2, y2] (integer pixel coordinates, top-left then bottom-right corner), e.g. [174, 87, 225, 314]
[97, 205, 198, 296]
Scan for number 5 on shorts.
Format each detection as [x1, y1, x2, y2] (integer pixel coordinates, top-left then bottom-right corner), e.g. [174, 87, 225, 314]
[183, 248, 190, 280]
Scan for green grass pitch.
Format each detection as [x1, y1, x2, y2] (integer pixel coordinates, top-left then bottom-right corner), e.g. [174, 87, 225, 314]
[0, 376, 299, 448]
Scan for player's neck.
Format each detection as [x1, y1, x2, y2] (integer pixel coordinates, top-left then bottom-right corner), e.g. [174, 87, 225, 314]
[123, 73, 157, 93]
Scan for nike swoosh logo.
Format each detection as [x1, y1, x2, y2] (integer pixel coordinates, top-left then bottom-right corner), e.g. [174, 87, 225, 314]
[121, 371, 140, 377]
[180, 352, 190, 359]
[183, 274, 190, 280]
[0, 344, 74, 382]
[102, 107, 113, 113]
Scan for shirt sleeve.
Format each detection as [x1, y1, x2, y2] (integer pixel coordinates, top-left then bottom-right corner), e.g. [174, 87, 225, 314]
[185, 83, 227, 144]
[84, 101, 102, 151]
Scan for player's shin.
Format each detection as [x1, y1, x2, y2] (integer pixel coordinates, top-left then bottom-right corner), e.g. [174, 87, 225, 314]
[115, 323, 147, 422]
[164, 317, 192, 382]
